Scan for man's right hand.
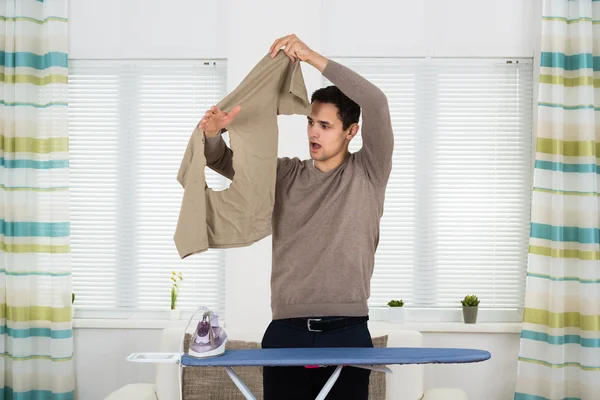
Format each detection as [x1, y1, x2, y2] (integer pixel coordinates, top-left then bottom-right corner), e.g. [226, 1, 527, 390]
[198, 105, 242, 138]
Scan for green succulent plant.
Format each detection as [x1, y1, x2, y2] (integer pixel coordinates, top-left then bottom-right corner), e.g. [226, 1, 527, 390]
[387, 299, 404, 307]
[461, 295, 480, 307]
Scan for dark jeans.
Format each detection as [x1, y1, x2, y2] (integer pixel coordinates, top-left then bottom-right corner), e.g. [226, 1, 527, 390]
[261, 317, 373, 400]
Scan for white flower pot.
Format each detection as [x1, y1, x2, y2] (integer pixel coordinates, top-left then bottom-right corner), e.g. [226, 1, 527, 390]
[388, 307, 404, 323]
[169, 309, 181, 320]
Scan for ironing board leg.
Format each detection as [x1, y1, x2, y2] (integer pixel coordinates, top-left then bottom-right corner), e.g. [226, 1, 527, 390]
[315, 365, 344, 400]
[348, 364, 393, 374]
[225, 366, 257, 400]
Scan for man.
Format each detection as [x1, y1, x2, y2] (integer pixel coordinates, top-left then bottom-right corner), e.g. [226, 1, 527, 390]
[198, 34, 393, 400]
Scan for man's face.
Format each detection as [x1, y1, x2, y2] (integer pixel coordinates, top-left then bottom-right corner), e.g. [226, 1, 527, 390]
[307, 101, 352, 162]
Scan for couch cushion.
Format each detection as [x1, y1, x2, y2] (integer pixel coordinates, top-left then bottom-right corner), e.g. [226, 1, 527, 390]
[181, 334, 388, 400]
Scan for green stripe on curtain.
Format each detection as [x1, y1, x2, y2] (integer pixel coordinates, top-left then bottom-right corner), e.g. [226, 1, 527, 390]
[523, 309, 600, 330]
[0, 73, 68, 85]
[532, 187, 600, 196]
[542, 16, 595, 23]
[0, 306, 72, 323]
[0, 353, 72, 362]
[539, 75, 597, 87]
[528, 245, 600, 260]
[535, 138, 598, 157]
[518, 357, 600, 371]
[0, 185, 68, 192]
[0, 243, 70, 254]
[0, 16, 68, 24]
[0, 136, 69, 153]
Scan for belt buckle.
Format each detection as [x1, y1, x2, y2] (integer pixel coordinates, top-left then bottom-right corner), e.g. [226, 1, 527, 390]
[307, 318, 323, 332]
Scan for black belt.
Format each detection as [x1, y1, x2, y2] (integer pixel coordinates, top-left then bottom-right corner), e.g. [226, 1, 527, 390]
[279, 316, 369, 332]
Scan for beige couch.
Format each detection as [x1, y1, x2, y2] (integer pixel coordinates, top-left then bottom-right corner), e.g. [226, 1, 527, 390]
[106, 327, 468, 400]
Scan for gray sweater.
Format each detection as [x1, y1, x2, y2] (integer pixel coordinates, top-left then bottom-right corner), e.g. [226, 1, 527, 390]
[204, 60, 394, 319]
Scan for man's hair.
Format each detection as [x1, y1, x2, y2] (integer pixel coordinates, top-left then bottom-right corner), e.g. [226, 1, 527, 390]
[310, 86, 360, 130]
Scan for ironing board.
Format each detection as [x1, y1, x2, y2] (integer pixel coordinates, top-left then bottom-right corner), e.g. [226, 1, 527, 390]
[128, 347, 491, 400]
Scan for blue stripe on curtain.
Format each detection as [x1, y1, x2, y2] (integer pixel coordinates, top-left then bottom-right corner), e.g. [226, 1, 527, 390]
[0, 389, 74, 400]
[521, 330, 600, 348]
[0, 221, 70, 237]
[0, 326, 72, 339]
[534, 160, 600, 174]
[530, 223, 600, 244]
[540, 52, 600, 70]
[515, 394, 580, 400]
[0, 159, 69, 169]
[0, 52, 67, 69]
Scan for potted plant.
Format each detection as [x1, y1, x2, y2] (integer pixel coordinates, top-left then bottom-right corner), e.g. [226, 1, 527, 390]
[170, 271, 183, 320]
[461, 295, 480, 324]
[387, 299, 405, 323]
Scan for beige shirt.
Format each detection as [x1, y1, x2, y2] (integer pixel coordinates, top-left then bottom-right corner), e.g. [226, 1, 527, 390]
[174, 51, 311, 259]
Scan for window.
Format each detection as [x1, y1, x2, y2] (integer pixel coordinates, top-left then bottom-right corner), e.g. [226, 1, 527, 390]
[327, 58, 533, 318]
[69, 60, 228, 318]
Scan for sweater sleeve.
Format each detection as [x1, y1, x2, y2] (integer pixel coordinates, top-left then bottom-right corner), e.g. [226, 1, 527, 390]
[322, 60, 394, 185]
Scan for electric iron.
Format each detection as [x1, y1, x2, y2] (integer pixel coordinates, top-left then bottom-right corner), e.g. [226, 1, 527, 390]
[184, 307, 228, 358]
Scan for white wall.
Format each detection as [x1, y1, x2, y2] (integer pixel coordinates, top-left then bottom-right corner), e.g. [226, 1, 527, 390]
[68, 0, 226, 59]
[69, 0, 540, 398]
[321, 0, 535, 58]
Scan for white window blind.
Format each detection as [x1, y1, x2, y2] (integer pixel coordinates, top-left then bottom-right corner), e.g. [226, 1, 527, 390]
[327, 58, 533, 312]
[68, 60, 228, 317]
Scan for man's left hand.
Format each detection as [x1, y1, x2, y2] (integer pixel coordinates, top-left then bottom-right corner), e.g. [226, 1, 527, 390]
[269, 34, 314, 63]
[269, 34, 329, 72]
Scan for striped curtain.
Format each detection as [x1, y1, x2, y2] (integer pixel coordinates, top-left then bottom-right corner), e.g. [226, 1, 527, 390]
[0, 1, 73, 399]
[515, 1, 600, 399]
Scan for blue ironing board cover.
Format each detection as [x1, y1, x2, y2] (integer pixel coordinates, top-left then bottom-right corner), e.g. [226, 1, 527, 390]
[181, 347, 491, 367]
